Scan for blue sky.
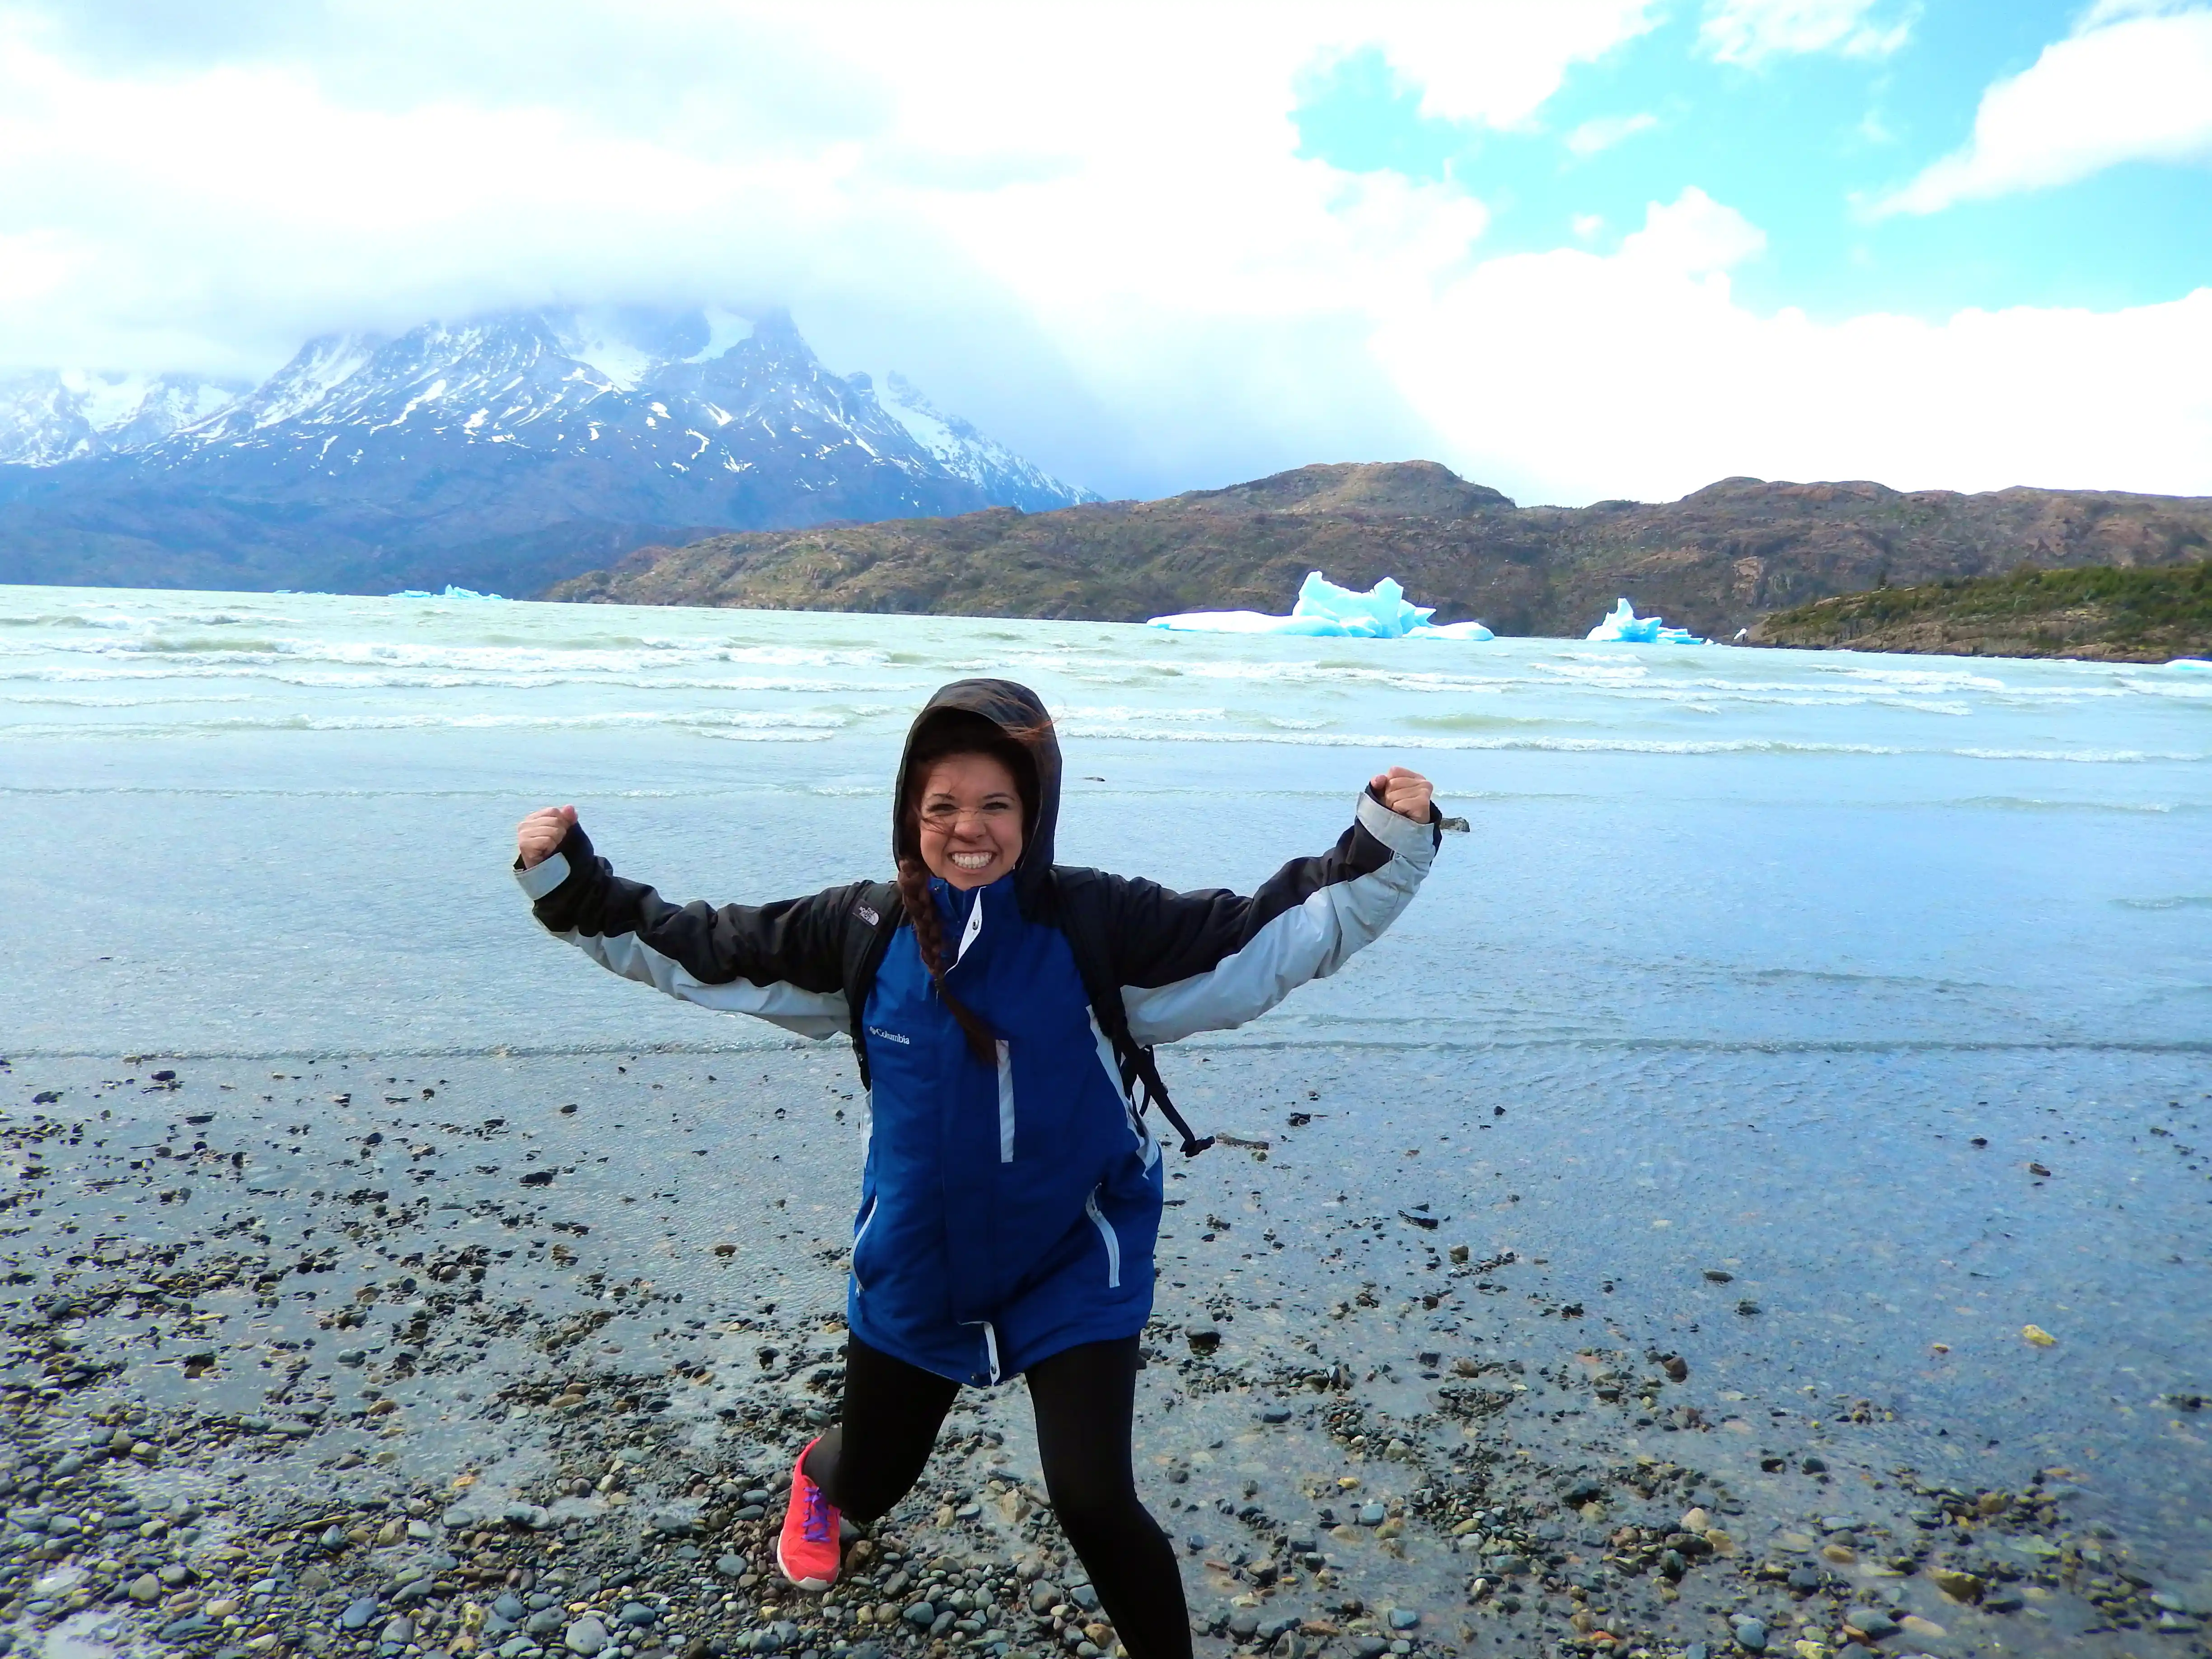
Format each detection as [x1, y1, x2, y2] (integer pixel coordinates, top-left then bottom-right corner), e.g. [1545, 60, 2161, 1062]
[1293, 1, 2212, 323]
[1, 0, 2209, 504]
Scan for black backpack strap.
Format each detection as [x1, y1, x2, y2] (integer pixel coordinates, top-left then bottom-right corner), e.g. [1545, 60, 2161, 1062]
[838, 881, 905, 1091]
[1048, 869, 1213, 1158]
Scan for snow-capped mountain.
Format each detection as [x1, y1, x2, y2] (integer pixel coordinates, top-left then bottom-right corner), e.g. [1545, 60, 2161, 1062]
[856, 371, 1099, 513]
[0, 306, 1093, 595]
[0, 369, 247, 466]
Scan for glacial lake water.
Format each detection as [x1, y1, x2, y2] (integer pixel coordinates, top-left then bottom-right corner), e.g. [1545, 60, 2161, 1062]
[3, 584, 2209, 1598]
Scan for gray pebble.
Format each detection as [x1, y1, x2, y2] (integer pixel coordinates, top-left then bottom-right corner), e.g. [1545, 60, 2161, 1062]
[717, 1554, 750, 1579]
[565, 1617, 609, 1656]
[1028, 1583, 1062, 1614]
[1358, 1503, 1387, 1526]
[1387, 1609, 1419, 1630]
[1730, 1616, 1767, 1654]
[340, 1597, 381, 1632]
[1844, 1607, 1898, 1639]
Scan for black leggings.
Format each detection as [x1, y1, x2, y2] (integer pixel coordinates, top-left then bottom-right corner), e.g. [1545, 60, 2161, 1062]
[802, 1335, 1189, 1659]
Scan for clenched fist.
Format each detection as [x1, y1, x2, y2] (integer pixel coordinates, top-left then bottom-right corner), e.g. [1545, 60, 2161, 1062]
[1369, 767, 1435, 824]
[516, 804, 578, 869]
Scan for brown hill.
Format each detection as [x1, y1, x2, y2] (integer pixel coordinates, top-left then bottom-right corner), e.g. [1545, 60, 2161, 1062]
[547, 461, 2212, 639]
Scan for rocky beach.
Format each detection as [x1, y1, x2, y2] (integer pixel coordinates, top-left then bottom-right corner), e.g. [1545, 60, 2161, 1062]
[5, 589, 2209, 1659]
[6, 1048, 2206, 1659]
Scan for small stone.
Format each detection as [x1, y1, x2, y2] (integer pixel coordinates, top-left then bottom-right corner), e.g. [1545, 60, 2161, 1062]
[565, 1617, 610, 1656]
[1030, 1584, 1062, 1614]
[619, 1603, 659, 1627]
[1386, 1609, 1419, 1631]
[130, 1573, 163, 1604]
[380, 1617, 416, 1647]
[1930, 1569, 1983, 1603]
[902, 1603, 935, 1628]
[1227, 1612, 1261, 1639]
[1358, 1503, 1387, 1526]
[341, 1598, 381, 1632]
[717, 1554, 750, 1579]
[1842, 1607, 1898, 1640]
[1730, 1616, 1767, 1654]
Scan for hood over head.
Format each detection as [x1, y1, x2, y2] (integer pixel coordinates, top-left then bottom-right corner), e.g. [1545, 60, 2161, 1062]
[893, 679, 1062, 909]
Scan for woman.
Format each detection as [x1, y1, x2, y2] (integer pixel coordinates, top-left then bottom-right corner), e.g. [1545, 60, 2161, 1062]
[513, 679, 1441, 1659]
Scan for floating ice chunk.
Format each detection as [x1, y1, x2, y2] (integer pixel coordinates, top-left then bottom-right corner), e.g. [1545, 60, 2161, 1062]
[1585, 597, 1705, 645]
[389, 585, 508, 601]
[2168, 657, 2211, 670]
[1149, 571, 1491, 640]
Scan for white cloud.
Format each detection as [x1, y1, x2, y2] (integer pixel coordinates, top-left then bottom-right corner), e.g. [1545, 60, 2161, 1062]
[1698, 0, 1916, 66]
[1872, 5, 2212, 216]
[1620, 187, 1767, 272]
[0, 0, 1654, 494]
[1375, 189, 2212, 506]
[1565, 111, 1660, 155]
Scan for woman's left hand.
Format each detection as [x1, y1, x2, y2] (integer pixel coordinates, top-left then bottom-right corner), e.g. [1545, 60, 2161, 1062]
[1371, 766, 1435, 823]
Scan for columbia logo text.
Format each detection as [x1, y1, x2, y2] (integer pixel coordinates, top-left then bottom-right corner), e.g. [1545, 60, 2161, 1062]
[868, 1026, 910, 1046]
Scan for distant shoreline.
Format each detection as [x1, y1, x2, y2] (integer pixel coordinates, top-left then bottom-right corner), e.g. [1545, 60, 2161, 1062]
[1749, 562, 2212, 663]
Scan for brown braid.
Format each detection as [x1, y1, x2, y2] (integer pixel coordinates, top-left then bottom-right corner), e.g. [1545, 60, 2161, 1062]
[895, 853, 999, 1065]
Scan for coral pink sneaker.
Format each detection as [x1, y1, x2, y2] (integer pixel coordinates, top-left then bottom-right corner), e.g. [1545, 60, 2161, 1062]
[775, 1437, 841, 1591]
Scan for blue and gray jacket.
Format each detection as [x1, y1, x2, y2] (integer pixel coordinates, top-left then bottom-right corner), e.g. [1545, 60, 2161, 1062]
[516, 679, 1440, 1385]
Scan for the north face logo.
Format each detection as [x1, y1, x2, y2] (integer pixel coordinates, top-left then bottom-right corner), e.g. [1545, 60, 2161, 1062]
[857, 903, 879, 926]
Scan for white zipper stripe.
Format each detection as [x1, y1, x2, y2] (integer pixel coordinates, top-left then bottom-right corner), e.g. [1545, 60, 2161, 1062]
[1084, 1188, 1122, 1290]
[982, 1321, 1001, 1384]
[995, 1040, 1016, 1163]
[1089, 1011, 1157, 1170]
[850, 1195, 878, 1291]
[956, 896, 984, 963]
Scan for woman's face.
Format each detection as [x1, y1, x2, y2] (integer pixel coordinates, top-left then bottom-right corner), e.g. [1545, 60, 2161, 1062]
[915, 752, 1025, 890]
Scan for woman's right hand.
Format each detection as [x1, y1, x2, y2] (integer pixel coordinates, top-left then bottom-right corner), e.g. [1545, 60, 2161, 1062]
[516, 805, 579, 869]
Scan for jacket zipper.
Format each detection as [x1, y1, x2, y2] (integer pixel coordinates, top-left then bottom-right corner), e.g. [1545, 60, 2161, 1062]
[1083, 1187, 1121, 1289]
[850, 1195, 879, 1292]
[995, 1040, 1015, 1163]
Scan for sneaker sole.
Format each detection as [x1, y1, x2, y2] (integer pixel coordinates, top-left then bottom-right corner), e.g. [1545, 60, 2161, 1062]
[774, 1534, 834, 1593]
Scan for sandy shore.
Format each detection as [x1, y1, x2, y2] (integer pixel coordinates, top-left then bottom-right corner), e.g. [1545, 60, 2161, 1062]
[2, 1050, 2203, 1659]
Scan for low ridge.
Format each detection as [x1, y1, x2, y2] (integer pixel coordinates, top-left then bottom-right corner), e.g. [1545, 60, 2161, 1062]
[551, 462, 2212, 642]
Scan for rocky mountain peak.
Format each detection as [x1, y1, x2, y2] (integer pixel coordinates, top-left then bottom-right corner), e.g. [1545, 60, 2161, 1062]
[0, 304, 1094, 596]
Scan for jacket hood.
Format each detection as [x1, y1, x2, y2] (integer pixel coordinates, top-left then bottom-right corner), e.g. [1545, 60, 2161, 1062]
[893, 679, 1062, 911]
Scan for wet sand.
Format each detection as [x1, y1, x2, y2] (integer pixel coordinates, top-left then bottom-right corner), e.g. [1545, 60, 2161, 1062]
[4, 1049, 2208, 1659]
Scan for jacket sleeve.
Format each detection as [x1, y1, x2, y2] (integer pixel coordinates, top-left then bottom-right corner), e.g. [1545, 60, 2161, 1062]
[513, 822, 855, 1039]
[1105, 788, 1440, 1046]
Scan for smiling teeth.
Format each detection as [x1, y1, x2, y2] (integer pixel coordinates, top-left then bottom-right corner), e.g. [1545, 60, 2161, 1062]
[951, 853, 993, 868]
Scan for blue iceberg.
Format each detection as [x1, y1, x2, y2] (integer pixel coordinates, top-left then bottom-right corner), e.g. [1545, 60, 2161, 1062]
[389, 585, 509, 601]
[1585, 598, 1706, 645]
[1148, 572, 1494, 641]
